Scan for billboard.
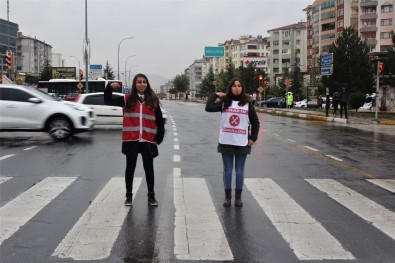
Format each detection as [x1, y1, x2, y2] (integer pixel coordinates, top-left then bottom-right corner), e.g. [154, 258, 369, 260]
[243, 56, 267, 69]
[52, 67, 76, 79]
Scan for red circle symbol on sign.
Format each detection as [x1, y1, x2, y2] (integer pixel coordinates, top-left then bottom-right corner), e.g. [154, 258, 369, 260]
[229, 115, 240, 126]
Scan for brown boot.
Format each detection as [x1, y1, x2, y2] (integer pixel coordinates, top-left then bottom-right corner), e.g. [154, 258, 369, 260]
[223, 189, 231, 207]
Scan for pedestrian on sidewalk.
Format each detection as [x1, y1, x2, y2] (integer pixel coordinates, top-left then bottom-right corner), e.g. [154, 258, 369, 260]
[339, 87, 348, 119]
[205, 79, 260, 207]
[332, 91, 339, 116]
[104, 73, 165, 207]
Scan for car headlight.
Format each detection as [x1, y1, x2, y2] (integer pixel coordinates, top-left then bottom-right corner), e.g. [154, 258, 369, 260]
[63, 102, 88, 111]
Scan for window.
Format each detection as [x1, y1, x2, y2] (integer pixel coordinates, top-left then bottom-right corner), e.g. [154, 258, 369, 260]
[381, 32, 392, 39]
[273, 40, 279, 45]
[381, 19, 392, 26]
[282, 49, 289, 54]
[283, 41, 290, 45]
[282, 30, 291, 37]
[381, 5, 393, 13]
[0, 88, 33, 102]
[296, 39, 301, 45]
[273, 50, 279, 54]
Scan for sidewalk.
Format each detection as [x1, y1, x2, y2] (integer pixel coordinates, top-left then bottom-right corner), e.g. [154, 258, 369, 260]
[255, 107, 395, 136]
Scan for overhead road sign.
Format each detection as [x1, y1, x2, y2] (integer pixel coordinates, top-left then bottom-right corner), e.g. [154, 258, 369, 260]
[205, 46, 225, 57]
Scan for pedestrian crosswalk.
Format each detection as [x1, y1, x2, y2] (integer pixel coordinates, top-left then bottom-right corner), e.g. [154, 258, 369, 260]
[0, 176, 394, 262]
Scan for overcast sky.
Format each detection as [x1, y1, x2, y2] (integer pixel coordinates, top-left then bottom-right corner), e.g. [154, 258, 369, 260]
[1, 0, 312, 86]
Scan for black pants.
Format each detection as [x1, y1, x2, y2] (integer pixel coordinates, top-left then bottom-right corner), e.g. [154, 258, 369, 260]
[125, 142, 155, 194]
[340, 104, 348, 118]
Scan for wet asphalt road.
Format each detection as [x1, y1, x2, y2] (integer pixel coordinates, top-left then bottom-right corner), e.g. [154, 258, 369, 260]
[0, 100, 394, 263]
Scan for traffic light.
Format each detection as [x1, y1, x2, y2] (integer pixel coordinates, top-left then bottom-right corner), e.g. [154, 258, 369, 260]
[258, 75, 263, 86]
[79, 69, 83, 81]
[288, 79, 293, 88]
[378, 62, 384, 75]
[5, 51, 13, 71]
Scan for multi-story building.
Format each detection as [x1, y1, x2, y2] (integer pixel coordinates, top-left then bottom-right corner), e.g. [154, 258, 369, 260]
[17, 32, 52, 77]
[188, 58, 209, 99]
[359, 0, 395, 52]
[0, 18, 18, 74]
[205, 35, 270, 76]
[267, 22, 308, 85]
[304, 0, 394, 72]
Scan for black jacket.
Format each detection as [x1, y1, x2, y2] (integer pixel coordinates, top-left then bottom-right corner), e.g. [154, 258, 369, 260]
[104, 85, 165, 156]
[205, 92, 260, 155]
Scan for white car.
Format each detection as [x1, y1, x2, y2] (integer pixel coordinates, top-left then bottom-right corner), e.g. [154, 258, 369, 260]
[358, 93, 376, 112]
[74, 92, 167, 125]
[0, 84, 95, 140]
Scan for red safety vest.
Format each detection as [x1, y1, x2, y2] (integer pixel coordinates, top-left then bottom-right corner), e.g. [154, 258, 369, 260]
[122, 94, 157, 143]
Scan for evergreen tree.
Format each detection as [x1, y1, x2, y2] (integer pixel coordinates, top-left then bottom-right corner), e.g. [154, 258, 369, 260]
[384, 31, 395, 86]
[200, 65, 216, 96]
[39, 58, 52, 81]
[102, 61, 115, 80]
[290, 58, 303, 98]
[324, 27, 374, 94]
[238, 63, 256, 94]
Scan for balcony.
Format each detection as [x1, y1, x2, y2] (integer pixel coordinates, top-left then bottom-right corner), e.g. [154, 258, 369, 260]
[360, 1, 378, 7]
[360, 13, 378, 19]
[365, 38, 377, 46]
[360, 26, 377, 32]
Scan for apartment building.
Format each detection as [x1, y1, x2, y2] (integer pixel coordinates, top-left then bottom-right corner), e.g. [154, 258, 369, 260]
[204, 35, 270, 76]
[359, 0, 395, 52]
[0, 18, 18, 73]
[304, 0, 394, 72]
[266, 22, 308, 85]
[188, 58, 209, 99]
[17, 32, 52, 77]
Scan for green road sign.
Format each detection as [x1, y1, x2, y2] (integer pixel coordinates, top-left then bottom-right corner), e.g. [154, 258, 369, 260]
[204, 46, 225, 57]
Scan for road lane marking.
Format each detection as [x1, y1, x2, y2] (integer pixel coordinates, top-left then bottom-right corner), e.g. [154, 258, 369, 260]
[245, 178, 354, 260]
[0, 154, 15, 161]
[367, 179, 395, 193]
[272, 133, 280, 136]
[0, 177, 76, 245]
[173, 168, 181, 177]
[173, 132, 178, 136]
[52, 177, 142, 260]
[0, 176, 12, 184]
[174, 145, 179, 150]
[286, 138, 296, 142]
[303, 146, 318, 152]
[325, 154, 343, 162]
[24, 146, 37, 151]
[174, 138, 179, 142]
[174, 178, 233, 261]
[174, 154, 181, 162]
[306, 179, 395, 240]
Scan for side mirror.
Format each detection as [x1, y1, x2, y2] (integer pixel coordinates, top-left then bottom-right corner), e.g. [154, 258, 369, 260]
[28, 98, 42, 104]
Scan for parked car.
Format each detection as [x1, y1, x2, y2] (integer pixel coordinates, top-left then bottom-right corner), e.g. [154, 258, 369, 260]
[0, 84, 95, 140]
[255, 97, 285, 108]
[63, 92, 79, 101]
[358, 93, 376, 111]
[294, 98, 311, 108]
[74, 92, 167, 125]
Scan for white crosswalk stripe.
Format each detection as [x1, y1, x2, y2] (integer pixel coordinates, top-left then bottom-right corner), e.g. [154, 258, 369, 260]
[367, 179, 395, 194]
[174, 177, 233, 261]
[0, 177, 77, 245]
[52, 177, 142, 260]
[245, 178, 355, 260]
[306, 179, 395, 240]
[1, 176, 395, 261]
[0, 176, 12, 184]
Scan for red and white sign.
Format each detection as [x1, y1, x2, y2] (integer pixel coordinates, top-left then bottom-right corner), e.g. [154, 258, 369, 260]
[243, 56, 267, 69]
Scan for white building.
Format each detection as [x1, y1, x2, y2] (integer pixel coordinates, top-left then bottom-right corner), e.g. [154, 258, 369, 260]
[17, 32, 52, 77]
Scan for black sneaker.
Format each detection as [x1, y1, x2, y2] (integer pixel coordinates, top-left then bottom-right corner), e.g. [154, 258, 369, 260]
[124, 194, 133, 206]
[148, 192, 158, 207]
[223, 198, 231, 207]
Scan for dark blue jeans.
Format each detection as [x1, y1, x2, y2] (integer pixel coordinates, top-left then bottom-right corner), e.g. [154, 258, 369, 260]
[221, 153, 247, 190]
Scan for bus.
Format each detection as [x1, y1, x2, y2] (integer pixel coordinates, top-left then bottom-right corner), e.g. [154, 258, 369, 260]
[37, 78, 123, 95]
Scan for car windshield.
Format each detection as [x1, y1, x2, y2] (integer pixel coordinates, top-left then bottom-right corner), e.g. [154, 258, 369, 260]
[25, 87, 58, 101]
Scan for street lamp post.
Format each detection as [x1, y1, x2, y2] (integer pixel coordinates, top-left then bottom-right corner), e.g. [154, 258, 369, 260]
[128, 64, 139, 86]
[124, 55, 136, 87]
[117, 36, 134, 80]
[69, 56, 80, 80]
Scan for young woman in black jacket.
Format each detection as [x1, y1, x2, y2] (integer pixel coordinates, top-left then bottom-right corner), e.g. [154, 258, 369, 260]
[205, 78, 260, 207]
[104, 73, 165, 207]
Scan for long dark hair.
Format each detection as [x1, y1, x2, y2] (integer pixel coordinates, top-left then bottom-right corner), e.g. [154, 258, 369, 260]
[222, 78, 251, 109]
[126, 73, 158, 109]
